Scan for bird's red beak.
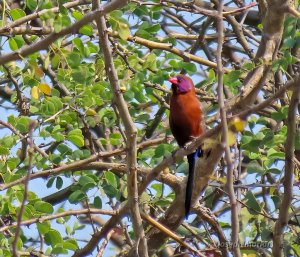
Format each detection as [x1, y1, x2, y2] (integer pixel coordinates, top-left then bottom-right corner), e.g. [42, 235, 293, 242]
[169, 77, 178, 84]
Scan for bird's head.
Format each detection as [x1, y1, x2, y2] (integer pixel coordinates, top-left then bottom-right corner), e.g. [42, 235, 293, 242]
[169, 75, 194, 94]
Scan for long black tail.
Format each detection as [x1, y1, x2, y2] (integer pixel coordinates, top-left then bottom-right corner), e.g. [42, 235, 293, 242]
[186, 149, 199, 218]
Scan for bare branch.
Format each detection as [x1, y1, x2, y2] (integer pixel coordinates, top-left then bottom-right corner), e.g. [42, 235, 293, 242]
[272, 82, 300, 257]
[93, 0, 148, 255]
[216, 1, 241, 256]
[0, 208, 116, 233]
[141, 212, 206, 257]
[12, 120, 37, 257]
[96, 230, 115, 257]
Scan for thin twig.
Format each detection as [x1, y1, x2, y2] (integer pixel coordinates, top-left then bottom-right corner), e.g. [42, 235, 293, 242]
[96, 230, 115, 257]
[216, 1, 241, 256]
[193, 204, 229, 257]
[0, 120, 48, 158]
[0, 208, 116, 233]
[141, 212, 206, 257]
[272, 83, 300, 257]
[12, 120, 37, 257]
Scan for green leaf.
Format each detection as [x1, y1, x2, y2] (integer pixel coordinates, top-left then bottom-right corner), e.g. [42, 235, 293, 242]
[57, 144, 72, 155]
[105, 171, 118, 188]
[245, 191, 262, 214]
[0, 146, 9, 155]
[45, 229, 63, 247]
[7, 157, 20, 170]
[73, 38, 85, 55]
[261, 228, 272, 241]
[72, 10, 83, 20]
[271, 106, 289, 121]
[52, 133, 65, 142]
[34, 201, 54, 214]
[54, 17, 62, 32]
[8, 38, 18, 51]
[63, 240, 78, 251]
[118, 23, 130, 40]
[78, 175, 96, 186]
[79, 24, 93, 36]
[67, 52, 81, 68]
[69, 190, 86, 204]
[144, 24, 160, 33]
[51, 54, 60, 68]
[37, 221, 51, 235]
[108, 10, 130, 40]
[283, 38, 295, 48]
[224, 70, 242, 88]
[143, 53, 157, 71]
[133, 5, 149, 17]
[246, 160, 265, 174]
[41, 99, 56, 115]
[49, 153, 62, 164]
[154, 144, 173, 158]
[10, 9, 26, 20]
[271, 195, 281, 209]
[178, 62, 197, 74]
[26, 0, 37, 10]
[22, 204, 35, 219]
[61, 14, 71, 27]
[71, 65, 93, 84]
[52, 246, 68, 254]
[267, 168, 282, 174]
[56, 176, 63, 189]
[93, 196, 102, 208]
[151, 183, 162, 196]
[242, 61, 255, 71]
[218, 221, 231, 228]
[67, 129, 84, 147]
[29, 105, 39, 113]
[292, 244, 300, 254]
[15, 116, 30, 133]
[46, 177, 56, 188]
[103, 184, 119, 198]
[267, 148, 285, 159]
[1, 136, 16, 148]
[87, 41, 99, 53]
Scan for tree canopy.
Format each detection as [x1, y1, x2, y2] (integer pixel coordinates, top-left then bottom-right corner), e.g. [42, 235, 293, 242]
[0, 0, 299, 256]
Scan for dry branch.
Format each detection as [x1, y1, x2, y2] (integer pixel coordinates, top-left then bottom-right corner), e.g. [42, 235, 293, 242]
[272, 83, 300, 257]
[93, 0, 148, 255]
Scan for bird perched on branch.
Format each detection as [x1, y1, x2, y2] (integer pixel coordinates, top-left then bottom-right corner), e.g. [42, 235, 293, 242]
[169, 74, 204, 217]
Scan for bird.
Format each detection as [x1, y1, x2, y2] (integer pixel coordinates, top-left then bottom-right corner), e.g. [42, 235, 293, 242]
[169, 74, 204, 217]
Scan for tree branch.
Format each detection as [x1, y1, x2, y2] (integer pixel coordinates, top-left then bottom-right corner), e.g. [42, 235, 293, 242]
[0, 208, 116, 233]
[92, 0, 148, 256]
[272, 81, 300, 257]
[216, 1, 241, 256]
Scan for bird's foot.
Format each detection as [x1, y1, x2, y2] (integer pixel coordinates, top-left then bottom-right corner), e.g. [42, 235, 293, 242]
[183, 141, 192, 150]
[184, 136, 198, 150]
